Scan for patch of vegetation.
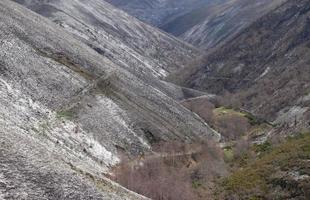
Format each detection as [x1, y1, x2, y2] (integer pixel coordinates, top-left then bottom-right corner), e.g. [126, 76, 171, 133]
[214, 107, 267, 126]
[244, 113, 263, 126]
[112, 141, 225, 200]
[223, 147, 234, 162]
[213, 107, 245, 117]
[31, 121, 51, 136]
[248, 124, 271, 138]
[56, 110, 75, 120]
[217, 132, 310, 200]
[213, 107, 250, 141]
[253, 141, 272, 154]
[192, 180, 203, 189]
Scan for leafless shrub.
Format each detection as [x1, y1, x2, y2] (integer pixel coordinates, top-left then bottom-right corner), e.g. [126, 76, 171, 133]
[181, 97, 250, 142]
[216, 91, 242, 109]
[233, 138, 250, 158]
[181, 98, 215, 125]
[215, 115, 250, 141]
[112, 140, 226, 200]
[114, 155, 195, 200]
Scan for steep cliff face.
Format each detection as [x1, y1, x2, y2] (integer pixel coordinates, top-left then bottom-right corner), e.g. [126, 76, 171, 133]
[0, 0, 218, 198]
[174, 0, 310, 126]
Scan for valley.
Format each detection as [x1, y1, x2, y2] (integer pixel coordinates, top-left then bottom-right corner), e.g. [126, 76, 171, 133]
[0, 0, 309, 199]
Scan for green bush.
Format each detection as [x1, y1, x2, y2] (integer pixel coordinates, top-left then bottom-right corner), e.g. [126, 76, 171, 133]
[56, 110, 74, 120]
[192, 180, 203, 189]
[244, 113, 261, 126]
[254, 141, 272, 154]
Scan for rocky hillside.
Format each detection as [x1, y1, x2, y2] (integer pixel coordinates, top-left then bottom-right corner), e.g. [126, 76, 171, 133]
[180, 0, 286, 50]
[0, 0, 219, 198]
[172, 0, 310, 129]
[105, 0, 216, 28]
[160, 0, 225, 37]
[15, 0, 201, 79]
[106, 0, 286, 51]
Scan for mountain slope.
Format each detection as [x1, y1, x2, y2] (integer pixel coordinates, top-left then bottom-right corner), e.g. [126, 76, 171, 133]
[106, 0, 286, 51]
[159, 1, 223, 37]
[181, 0, 286, 50]
[105, 0, 216, 28]
[11, 0, 220, 143]
[14, 0, 207, 102]
[14, 0, 201, 79]
[0, 0, 218, 198]
[173, 0, 310, 127]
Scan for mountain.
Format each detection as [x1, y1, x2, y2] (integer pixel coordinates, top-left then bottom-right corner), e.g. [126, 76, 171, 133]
[15, 0, 201, 79]
[0, 0, 219, 198]
[176, 0, 286, 50]
[172, 0, 310, 129]
[107, 0, 286, 51]
[159, 0, 225, 37]
[105, 0, 219, 28]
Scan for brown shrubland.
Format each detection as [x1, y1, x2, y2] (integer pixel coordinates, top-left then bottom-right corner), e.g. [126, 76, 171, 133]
[112, 140, 226, 200]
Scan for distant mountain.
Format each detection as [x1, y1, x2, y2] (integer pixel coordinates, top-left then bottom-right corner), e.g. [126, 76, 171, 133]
[107, 0, 286, 51]
[105, 0, 218, 27]
[178, 0, 286, 50]
[159, 1, 224, 37]
[171, 0, 310, 128]
[1, 0, 218, 198]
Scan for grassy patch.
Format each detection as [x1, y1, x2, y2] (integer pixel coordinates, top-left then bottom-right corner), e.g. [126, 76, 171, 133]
[253, 141, 272, 154]
[192, 180, 203, 189]
[223, 147, 234, 162]
[244, 113, 263, 126]
[218, 132, 310, 199]
[213, 107, 245, 117]
[213, 107, 265, 126]
[56, 110, 74, 120]
[213, 107, 251, 141]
